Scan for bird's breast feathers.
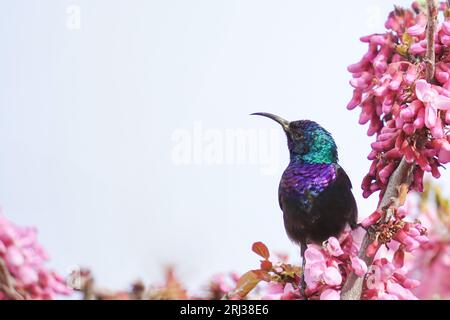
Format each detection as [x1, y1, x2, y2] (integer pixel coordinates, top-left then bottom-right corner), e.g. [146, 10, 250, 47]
[279, 163, 338, 211]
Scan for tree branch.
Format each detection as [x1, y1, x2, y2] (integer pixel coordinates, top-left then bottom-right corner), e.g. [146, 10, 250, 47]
[341, 0, 437, 300]
[341, 159, 413, 300]
[0, 258, 23, 300]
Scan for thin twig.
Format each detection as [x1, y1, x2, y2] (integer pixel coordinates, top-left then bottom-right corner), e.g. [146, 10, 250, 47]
[341, 0, 438, 300]
[425, 0, 438, 82]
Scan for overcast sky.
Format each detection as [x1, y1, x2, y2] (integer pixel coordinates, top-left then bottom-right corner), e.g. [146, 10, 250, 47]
[1, 0, 447, 293]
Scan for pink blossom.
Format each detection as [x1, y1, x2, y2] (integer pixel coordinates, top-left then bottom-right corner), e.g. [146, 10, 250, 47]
[347, 4, 450, 196]
[405, 189, 450, 300]
[323, 267, 342, 286]
[0, 213, 71, 299]
[351, 256, 368, 276]
[320, 289, 341, 300]
[303, 232, 369, 299]
[386, 282, 418, 300]
[415, 80, 450, 131]
[365, 259, 419, 300]
[437, 139, 450, 164]
[304, 246, 326, 289]
[325, 237, 344, 257]
[361, 211, 381, 228]
[406, 13, 427, 36]
[260, 283, 285, 300]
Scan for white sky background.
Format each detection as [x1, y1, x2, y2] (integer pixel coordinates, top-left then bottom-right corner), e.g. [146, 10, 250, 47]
[1, 0, 448, 293]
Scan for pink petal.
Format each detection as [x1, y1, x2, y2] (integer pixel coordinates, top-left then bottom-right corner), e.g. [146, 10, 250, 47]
[433, 95, 450, 110]
[431, 117, 444, 139]
[393, 248, 405, 268]
[17, 266, 39, 285]
[347, 90, 362, 110]
[440, 34, 450, 46]
[304, 262, 326, 288]
[443, 21, 450, 35]
[326, 237, 344, 257]
[414, 108, 425, 129]
[407, 23, 426, 36]
[378, 262, 396, 282]
[361, 211, 382, 228]
[323, 267, 342, 286]
[5, 246, 24, 267]
[320, 289, 341, 300]
[425, 105, 438, 128]
[386, 282, 418, 300]
[415, 80, 432, 103]
[304, 246, 325, 264]
[438, 140, 450, 164]
[409, 42, 427, 55]
[351, 256, 368, 277]
[405, 65, 418, 84]
[378, 293, 400, 300]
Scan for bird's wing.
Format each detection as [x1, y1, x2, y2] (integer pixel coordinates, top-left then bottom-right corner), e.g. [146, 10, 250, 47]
[318, 164, 358, 228]
[338, 165, 358, 228]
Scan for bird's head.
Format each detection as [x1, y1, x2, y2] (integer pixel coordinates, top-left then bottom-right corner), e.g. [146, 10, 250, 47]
[252, 112, 338, 164]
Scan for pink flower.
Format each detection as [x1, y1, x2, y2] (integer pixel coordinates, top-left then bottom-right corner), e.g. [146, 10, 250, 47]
[438, 139, 450, 164]
[323, 267, 342, 286]
[17, 266, 39, 285]
[351, 256, 368, 276]
[0, 213, 71, 299]
[325, 237, 344, 257]
[415, 80, 450, 132]
[407, 13, 427, 36]
[320, 289, 341, 300]
[386, 282, 418, 300]
[377, 293, 399, 300]
[304, 247, 326, 289]
[5, 246, 24, 267]
[361, 211, 382, 228]
[303, 233, 366, 299]
[260, 283, 285, 300]
[365, 259, 419, 300]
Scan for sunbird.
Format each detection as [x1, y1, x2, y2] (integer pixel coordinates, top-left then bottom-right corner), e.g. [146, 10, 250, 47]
[252, 113, 358, 291]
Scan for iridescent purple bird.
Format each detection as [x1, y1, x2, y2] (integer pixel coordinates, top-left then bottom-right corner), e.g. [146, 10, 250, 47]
[252, 113, 358, 290]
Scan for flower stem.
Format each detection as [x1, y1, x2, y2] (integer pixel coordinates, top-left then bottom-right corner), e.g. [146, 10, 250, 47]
[425, 0, 437, 82]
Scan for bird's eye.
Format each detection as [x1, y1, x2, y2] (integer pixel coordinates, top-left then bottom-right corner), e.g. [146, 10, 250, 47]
[292, 132, 303, 140]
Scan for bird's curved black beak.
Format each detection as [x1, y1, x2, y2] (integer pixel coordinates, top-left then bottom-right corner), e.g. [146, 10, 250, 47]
[251, 112, 290, 132]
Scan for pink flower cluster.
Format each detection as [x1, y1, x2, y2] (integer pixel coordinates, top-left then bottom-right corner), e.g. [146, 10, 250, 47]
[405, 187, 450, 299]
[347, 3, 450, 198]
[409, 239, 450, 299]
[362, 206, 429, 257]
[302, 200, 430, 300]
[358, 202, 429, 299]
[0, 214, 71, 299]
[364, 258, 420, 300]
[303, 233, 367, 300]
